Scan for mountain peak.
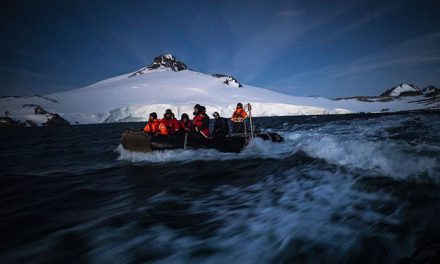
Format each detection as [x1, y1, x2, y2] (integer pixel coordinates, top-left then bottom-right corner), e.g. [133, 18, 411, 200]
[380, 83, 422, 97]
[149, 54, 187, 71]
[129, 54, 188, 78]
[422, 85, 440, 97]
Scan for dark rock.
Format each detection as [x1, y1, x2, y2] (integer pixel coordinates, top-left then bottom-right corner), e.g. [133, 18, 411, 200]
[43, 113, 70, 126]
[148, 54, 187, 71]
[377, 97, 394, 102]
[24, 120, 38, 127]
[0, 117, 20, 127]
[0, 117, 37, 128]
[399, 91, 424, 97]
[22, 103, 39, 108]
[212, 73, 228, 78]
[129, 54, 187, 77]
[34, 106, 48, 115]
[422, 85, 440, 97]
[212, 73, 243, 87]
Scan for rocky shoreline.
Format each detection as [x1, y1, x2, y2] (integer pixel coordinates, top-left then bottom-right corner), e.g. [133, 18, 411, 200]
[1, 106, 69, 128]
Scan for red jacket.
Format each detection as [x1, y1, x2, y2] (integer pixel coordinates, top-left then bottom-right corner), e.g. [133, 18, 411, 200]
[193, 113, 210, 137]
[160, 118, 179, 135]
[179, 120, 193, 132]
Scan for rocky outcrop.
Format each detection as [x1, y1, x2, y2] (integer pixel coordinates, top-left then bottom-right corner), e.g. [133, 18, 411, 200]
[0, 117, 38, 128]
[422, 85, 440, 97]
[0, 117, 20, 127]
[128, 54, 244, 88]
[24, 120, 38, 127]
[34, 106, 48, 115]
[380, 83, 423, 97]
[212, 74, 243, 87]
[43, 113, 70, 126]
[129, 54, 188, 77]
[148, 54, 187, 71]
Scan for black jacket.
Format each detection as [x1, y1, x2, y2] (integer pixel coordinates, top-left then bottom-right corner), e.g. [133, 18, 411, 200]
[213, 117, 230, 137]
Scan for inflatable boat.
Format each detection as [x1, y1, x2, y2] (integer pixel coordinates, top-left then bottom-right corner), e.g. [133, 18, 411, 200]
[121, 129, 284, 153]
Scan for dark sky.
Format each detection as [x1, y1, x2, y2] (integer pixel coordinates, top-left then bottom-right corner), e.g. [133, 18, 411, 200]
[1, 0, 440, 98]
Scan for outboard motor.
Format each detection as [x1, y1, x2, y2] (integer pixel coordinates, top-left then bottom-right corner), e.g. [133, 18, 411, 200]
[256, 132, 284, 143]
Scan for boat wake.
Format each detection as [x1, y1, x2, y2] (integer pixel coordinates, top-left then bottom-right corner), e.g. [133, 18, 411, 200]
[116, 125, 439, 182]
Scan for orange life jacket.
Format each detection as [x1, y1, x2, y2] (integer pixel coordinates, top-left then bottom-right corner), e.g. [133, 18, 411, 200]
[143, 119, 159, 133]
[158, 122, 168, 135]
[231, 108, 247, 122]
[159, 118, 179, 135]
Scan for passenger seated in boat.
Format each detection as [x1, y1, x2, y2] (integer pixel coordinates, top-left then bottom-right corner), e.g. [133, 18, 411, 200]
[192, 104, 210, 138]
[212, 112, 229, 138]
[159, 109, 179, 136]
[231, 103, 248, 133]
[178, 113, 192, 134]
[143, 112, 160, 134]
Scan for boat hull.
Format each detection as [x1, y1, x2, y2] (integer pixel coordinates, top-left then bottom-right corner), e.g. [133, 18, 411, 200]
[121, 130, 283, 153]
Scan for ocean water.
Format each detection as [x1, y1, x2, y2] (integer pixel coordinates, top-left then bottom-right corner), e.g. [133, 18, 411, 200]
[1, 112, 439, 263]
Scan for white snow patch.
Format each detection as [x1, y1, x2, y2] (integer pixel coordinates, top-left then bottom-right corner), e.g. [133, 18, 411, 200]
[390, 84, 419, 96]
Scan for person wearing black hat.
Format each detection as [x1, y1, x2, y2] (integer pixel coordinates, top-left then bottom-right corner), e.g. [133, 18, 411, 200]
[212, 112, 229, 138]
[192, 104, 210, 137]
[159, 109, 179, 135]
[231, 103, 248, 133]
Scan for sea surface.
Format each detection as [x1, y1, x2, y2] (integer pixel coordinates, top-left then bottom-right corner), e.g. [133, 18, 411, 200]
[1, 112, 439, 263]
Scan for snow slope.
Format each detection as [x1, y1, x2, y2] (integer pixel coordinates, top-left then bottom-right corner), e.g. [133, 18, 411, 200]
[1, 57, 439, 125]
[380, 83, 422, 97]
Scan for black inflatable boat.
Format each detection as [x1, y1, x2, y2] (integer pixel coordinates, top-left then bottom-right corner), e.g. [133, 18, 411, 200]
[121, 129, 284, 153]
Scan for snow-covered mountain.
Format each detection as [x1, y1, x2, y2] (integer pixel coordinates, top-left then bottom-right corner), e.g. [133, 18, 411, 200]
[1, 54, 439, 125]
[422, 85, 440, 97]
[380, 83, 423, 97]
[128, 54, 187, 77]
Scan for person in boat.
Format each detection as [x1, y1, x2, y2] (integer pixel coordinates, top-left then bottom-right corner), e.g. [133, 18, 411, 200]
[159, 109, 179, 136]
[143, 112, 160, 134]
[192, 104, 210, 138]
[212, 112, 229, 138]
[178, 113, 192, 134]
[231, 103, 248, 133]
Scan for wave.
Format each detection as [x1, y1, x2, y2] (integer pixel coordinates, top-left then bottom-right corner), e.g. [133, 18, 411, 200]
[117, 128, 439, 182]
[292, 134, 438, 180]
[115, 138, 292, 164]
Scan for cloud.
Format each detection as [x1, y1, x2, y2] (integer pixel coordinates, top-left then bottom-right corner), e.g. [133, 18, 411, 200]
[268, 31, 440, 96]
[334, 31, 440, 78]
[276, 10, 303, 18]
[325, 3, 402, 42]
[0, 65, 58, 81]
[227, 1, 367, 83]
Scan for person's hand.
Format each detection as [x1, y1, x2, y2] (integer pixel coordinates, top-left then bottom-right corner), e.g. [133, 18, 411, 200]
[195, 127, 199, 132]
